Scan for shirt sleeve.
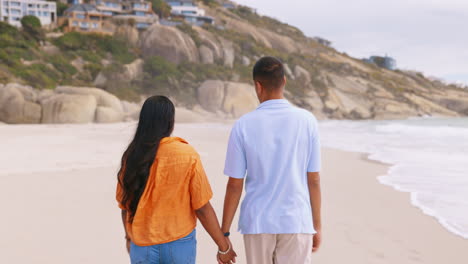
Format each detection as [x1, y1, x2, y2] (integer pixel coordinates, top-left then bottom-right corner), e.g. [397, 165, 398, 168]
[223, 122, 247, 179]
[307, 116, 321, 172]
[190, 156, 214, 210]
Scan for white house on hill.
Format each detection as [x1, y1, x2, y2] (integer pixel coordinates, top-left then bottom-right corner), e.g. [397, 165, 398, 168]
[0, 0, 57, 27]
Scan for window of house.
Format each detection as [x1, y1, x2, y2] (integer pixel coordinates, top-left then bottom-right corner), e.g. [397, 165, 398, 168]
[76, 13, 85, 19]
[10, 9, 20, 15]
[80, 22, 88, 28]
[28, 11, 35, 15]
[135, 11, 145, 16]
[92, 23, 98, 28]
[10, 2, 20, 7]
[3, 8, 8, 14]
[72, 21, 78, 26]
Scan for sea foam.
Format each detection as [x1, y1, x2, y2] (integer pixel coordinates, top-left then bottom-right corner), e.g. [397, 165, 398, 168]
[319, 118, 468, 239]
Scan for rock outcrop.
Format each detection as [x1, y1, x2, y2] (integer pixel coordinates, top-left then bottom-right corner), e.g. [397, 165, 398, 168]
[42, 94, 97, 124]
[0, 83, 135, 124]
[0, 83, 41, 124]
[140, 24, 199, 64]
[197, 80, 258, 118]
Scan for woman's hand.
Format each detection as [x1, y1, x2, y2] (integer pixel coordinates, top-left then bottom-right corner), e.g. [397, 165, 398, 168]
[217, 248, 237, 264]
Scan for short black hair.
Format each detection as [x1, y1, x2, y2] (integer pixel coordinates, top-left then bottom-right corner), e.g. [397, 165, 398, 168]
[253, 56, 285, 90]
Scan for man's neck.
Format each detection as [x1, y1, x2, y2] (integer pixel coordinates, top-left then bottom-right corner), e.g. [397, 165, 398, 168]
[260, 94, 284, 104]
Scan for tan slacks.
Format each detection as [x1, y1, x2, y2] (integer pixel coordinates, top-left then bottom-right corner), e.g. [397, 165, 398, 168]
[244, 234, 313, 264]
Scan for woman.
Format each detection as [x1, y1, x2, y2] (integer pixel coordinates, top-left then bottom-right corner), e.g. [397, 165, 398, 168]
[116, 96, 236, 264]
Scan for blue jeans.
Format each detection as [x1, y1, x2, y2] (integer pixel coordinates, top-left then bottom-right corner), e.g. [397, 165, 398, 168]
[130, 229, 197, 264]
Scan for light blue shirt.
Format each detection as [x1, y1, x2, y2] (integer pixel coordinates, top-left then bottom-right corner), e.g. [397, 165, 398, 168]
[224, 99, 321, 235]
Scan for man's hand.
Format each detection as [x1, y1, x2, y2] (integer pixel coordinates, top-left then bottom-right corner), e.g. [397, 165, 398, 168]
[312, 229, 322, 253]
[126, 239, 131, 254]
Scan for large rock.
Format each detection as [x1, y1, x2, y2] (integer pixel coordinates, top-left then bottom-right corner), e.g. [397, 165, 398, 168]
[294, 65, 311, 84]
[95, 106, 124, 123]
[56, 86, 123, 114]
[221, 39, 235, 68]
[283, 64, 295, 80]
[123, 59, 144, 80]
[115, 24, 139, 46]
[197, 80, 225, 112]
[121, 101, 141, 121]
[41, 94, 97, 124]
[223, 82, 258, 117]
[199, 45, 214, 64]
[140, 24, 199, 64]
[7, 83, 37, 102]
[0, 83, 41, 124]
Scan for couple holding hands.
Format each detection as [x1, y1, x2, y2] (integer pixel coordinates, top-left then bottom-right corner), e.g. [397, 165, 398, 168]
[116, 57, 322, 264]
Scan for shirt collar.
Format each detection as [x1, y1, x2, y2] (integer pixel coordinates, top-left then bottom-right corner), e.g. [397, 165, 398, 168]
[257, 99, 291, 110]
[160, 137, 188, 145]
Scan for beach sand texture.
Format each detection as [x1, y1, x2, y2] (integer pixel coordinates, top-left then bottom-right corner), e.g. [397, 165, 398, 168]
[0, 123, 467, 263]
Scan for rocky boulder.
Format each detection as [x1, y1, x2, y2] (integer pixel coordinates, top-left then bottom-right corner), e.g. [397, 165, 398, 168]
[294, 65, 311, 84]
[197, 81, 258, 118]
[199, 45, 215, 64]
[123, 59, 144, 80]
[56, 86, 123, 113]
[115, 24, 139, 46]
[41, 94, 97, 124]
[0, 83, 41, 124]
[197, 80, 225, 112]
[56, 86, 124, 123]
[223, 82, 258, 117]
[140, 24, 199, 64]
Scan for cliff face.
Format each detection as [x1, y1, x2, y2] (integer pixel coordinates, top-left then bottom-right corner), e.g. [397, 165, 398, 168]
[1, 2, 468, 123]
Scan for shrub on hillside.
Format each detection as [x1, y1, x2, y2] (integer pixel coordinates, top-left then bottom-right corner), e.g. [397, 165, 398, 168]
[21, 16, 45, 43]
[151, 0, 171, 18]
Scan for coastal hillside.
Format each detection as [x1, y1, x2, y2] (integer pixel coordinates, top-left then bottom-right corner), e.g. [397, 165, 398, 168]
[1, 1, 468, 124]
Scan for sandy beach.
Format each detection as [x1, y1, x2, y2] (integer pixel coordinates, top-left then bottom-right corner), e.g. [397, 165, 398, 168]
[0, 122, 467, 263]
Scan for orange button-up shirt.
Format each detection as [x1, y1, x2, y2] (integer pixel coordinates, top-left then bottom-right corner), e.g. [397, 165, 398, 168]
[116, 137, 213, 246]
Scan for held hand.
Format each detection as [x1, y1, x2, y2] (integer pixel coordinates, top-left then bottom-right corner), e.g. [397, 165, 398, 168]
[312, 229, 322, 253]
[217, 238, 237, 264]
[217, 249, 237, 264]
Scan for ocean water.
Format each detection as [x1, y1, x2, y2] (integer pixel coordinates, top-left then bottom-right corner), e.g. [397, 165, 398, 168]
[319, 118, 468, 239]
[1, 119, 467, 239]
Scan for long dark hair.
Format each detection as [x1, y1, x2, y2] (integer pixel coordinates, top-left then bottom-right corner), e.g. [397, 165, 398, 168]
[118, 95, 175, 221]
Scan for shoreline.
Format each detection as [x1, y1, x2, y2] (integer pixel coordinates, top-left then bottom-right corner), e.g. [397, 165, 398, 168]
[0, 123, 467, 263]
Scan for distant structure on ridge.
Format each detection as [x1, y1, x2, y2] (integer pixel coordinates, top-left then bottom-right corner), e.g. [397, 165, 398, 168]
[363, 55, 397, 70]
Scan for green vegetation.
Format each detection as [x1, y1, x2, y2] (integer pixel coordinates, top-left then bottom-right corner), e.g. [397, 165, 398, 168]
[199, 0, 219, 7]
[21, 16, 45, 43]
[151, 0, 172, 18]
[230, 6, 305, 42]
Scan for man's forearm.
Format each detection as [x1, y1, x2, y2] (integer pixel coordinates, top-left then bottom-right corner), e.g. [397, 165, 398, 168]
[308, 172, 322, 230]
[221, 178, 244, 233]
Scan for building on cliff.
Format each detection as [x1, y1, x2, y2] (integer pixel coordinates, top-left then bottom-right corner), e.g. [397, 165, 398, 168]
[61, 4, 111, 34]
[0, 0, 57, 27]
[60, 0, 157, 32]
[165, 0, 214, 26]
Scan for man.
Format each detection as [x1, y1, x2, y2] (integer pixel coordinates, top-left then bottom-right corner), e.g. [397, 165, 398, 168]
[221, 57, 322, 264]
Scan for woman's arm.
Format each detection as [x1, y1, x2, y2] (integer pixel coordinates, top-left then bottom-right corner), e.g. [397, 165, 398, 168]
[195, 202, 237, 264]
[121, 210, 131, 253]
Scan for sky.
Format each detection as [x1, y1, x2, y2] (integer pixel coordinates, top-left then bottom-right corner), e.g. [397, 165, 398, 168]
[234, 0, 468, 85]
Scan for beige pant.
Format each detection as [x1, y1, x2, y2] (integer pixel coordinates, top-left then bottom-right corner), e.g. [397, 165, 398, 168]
[244, 234, 313, 264]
